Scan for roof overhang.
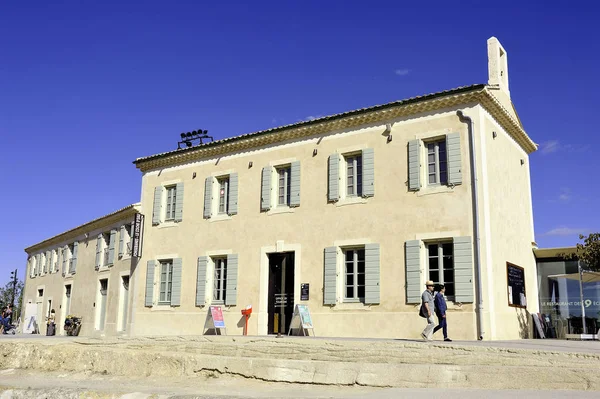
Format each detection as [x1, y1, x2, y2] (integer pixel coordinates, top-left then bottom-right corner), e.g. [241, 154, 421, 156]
[24, 203, 141, 254]
[534, 246, 578, 260]
[133, 84, 537, 173]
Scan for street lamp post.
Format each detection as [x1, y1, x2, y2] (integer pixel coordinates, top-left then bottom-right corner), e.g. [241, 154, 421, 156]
[9, 268, 17, 307]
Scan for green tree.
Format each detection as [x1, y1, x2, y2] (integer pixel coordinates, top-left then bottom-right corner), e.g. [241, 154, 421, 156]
[0, 278, 24, 319]
[561, 233, 600, 272]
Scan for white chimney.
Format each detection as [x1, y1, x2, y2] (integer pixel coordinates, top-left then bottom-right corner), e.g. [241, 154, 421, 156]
[487, 37, 510, 98]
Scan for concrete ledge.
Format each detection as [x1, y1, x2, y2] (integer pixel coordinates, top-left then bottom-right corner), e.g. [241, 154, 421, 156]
[1, 336, 599, 390]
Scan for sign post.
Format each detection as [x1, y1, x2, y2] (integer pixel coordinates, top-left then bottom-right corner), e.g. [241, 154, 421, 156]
[131, 213, 145, 258]
[204, 305, 226, 335]
[287, 304, 314, 336]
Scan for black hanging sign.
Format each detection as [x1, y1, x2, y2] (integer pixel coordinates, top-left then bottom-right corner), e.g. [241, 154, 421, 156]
[131, 213, 145, 258]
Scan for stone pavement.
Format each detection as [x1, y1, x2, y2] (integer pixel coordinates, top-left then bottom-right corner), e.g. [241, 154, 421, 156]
[0, 334, 599, 394]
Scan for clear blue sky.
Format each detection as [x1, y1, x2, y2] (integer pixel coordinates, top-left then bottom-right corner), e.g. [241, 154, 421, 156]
[1, 1, 598, 284]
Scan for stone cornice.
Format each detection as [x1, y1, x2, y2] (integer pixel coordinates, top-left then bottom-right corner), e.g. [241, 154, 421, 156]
[134, 86, 536, 173]
[24, 204, 140, 255]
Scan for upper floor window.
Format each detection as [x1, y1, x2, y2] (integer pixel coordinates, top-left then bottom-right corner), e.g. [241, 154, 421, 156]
[159, 260, 173, 305]
[213, 257, 228, 303]
[165, 186, 177, 221]
[218, 177, 230, 214]
[345, 154, 363, 197]
[427, 140, 447, 185]
[344, 248, 365, 303]
[427, 242, 454, 299]
[277, 166, 291, 207]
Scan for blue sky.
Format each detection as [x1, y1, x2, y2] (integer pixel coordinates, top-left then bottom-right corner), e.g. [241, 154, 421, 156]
[1, 1, 598, 284]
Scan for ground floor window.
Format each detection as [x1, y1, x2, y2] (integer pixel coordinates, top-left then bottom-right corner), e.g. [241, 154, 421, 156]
[159, 260, 173, 304]
[427, 242, 455, 299]
[344, 248, 365, 302]
[213, 257, 227, 303]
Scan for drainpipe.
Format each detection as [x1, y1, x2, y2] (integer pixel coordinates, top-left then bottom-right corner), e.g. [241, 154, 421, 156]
[457, 110, 485, 340]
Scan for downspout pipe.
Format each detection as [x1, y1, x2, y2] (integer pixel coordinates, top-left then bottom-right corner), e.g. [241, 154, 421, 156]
[457, 110, 485, 340]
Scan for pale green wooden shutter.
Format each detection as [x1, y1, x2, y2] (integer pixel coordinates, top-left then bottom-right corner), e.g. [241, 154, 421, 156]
[454, 236, 474, 303]
[261, 167, 271, 211]
[196, 256, 208, 306]
[29, 258, 34, 278]
[62, 247, 68, 276]
[362, 148, 375, 197]
[290, 161, 301, 207]
[145, 260, 156, 307]
[446, 133, 462, 186]
[228, 173, 239, 215]
[405, 240, 421, 304]
[152, 186, 162, 225]
[408, 140, 421, 191]
[324, 247, 337, 305]
[118, 225, 125, 258]
[328, 154, 339, 201]
[174, 182, 184, 222]
[44, 251, 49, 274]
[203, 177, 213, 218]
[171, 258, 182, 306]
[49, 251, 54, 273]
[95, 234, 102, 270]
[108, 229, 117, 265]
[35, 254, 40, 276]
[364, 243, 380, 304]
[71, 242, 79, 274]
[225, 254, 238, 306]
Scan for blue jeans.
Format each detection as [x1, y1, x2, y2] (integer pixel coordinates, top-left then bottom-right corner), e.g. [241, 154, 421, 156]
[433, 314, 448, 339]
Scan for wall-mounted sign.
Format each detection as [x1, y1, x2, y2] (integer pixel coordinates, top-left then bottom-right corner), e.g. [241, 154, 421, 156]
[300, 283, 309, 301]
[507, 262, 526, 308]
[131, 213, 144, 258]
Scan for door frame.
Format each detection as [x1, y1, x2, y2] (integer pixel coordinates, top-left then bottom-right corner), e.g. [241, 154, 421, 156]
[117, 272, 130, 333]
[259, 242, 301, 336]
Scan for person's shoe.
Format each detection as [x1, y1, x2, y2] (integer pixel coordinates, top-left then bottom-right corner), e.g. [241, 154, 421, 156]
[444, 338, 453, 342]
[421, 333, 428, 340]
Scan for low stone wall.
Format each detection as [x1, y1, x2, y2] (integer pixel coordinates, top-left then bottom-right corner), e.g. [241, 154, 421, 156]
[0, 336, 598, 390]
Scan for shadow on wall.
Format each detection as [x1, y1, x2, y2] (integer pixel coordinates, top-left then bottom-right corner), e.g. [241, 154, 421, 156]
[516, 308, 531, 339]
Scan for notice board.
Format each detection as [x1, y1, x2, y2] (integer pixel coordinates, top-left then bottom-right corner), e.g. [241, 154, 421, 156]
[507, 262, 526, 308]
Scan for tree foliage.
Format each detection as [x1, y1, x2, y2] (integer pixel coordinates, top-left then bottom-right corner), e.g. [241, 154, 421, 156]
[0, 278, 24, 318]
[562, 233, 600, 272]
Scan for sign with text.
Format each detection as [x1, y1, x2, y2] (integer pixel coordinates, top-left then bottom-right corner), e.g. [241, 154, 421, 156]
[210, 306, 225, 328]
[300, 283, 309, 301]
[288, 304, 314, 335]
[131, 213, 144, 258]
[507, 262, 526, 308]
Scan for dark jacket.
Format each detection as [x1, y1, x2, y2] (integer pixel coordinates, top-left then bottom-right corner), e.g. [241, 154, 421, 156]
[434, 292, 447, 316]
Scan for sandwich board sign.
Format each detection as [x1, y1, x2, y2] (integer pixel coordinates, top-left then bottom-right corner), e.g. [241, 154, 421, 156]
[287, 304, 314, 336]
[204, 305, 226, 335]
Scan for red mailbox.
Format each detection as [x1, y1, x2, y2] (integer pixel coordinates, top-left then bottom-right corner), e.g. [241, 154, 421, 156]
[241, 305, 252, 336]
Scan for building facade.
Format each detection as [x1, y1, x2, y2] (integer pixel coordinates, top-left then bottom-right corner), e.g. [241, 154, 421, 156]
[23, 37, 541, 340]
[22, 205, 140, 337]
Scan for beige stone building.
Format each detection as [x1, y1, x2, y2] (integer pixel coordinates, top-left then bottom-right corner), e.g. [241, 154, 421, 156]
[22, 37, 540, 340]
[22, 205, 140, 336]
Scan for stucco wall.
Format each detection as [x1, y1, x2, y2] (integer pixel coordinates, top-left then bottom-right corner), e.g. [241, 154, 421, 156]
[23, 215, 137, 337]
[479, 107, 538, 340]
[133, 107, 481, 340]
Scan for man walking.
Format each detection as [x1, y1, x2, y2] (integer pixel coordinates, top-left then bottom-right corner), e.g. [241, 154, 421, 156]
[433, 284, 452, 342]
[421, 280, 436, 341]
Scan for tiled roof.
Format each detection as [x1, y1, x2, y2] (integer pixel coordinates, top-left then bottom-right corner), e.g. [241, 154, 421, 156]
[24, 203, 141, 253]
[133, 84, 486, 165]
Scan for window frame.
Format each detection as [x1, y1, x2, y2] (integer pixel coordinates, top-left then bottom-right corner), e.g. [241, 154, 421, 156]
[426, 241, 455, 300]
[343, 247, 366, 303]
[343, 154, 363, 198]
[158, 260, 174, 305]
[164, 185, 177, 221]
[426, 140, 448, 186]
[276, 166, 291, 207]
[212, 257, 228, 304]
[217, 177, 230, 215]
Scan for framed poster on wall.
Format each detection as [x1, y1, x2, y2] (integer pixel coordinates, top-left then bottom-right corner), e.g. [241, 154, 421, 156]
[507, 262, 526, 308]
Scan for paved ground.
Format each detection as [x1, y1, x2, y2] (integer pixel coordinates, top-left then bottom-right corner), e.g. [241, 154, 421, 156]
[1, 369, 598, 398]
[2, 332, 599, 353]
